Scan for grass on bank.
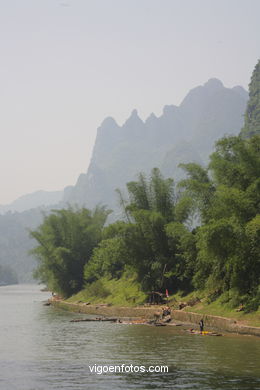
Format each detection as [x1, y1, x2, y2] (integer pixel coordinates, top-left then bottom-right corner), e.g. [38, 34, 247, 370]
[168, 291, 260, 327]
[67, 275, 260, 327]
[67, 273, 147, 307]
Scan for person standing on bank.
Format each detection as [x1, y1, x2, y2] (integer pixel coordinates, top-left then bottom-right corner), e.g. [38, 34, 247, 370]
[199, 318, 204, 334]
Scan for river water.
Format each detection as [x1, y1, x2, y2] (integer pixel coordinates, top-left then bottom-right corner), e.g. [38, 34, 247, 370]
[0, 284, 259, 390]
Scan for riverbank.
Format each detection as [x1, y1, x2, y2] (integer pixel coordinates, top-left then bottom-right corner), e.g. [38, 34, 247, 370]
[49, 299, 260, 337]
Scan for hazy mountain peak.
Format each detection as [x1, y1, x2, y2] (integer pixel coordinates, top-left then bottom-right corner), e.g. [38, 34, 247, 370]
[232, 85, 248, 99]
[1, 76, 249, 283]
[162, 105, 178, 116]
[204, 78, 224, 89]
[100, 116, 119, 129]
[62, 77, 247, 218]
[130, 109, 140, 118]
[145, 112, 158, 124]
[123, 109, 144, 127]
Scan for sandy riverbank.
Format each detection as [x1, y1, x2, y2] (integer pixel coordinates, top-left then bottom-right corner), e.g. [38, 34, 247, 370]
[49, 299, 260, 337]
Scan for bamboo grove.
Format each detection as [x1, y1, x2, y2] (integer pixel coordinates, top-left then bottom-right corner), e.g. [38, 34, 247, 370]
[31, 60, 260, 311]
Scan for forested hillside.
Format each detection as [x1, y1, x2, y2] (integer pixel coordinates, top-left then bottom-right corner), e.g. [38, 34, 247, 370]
[240, 60, 260, 138]
[32, 61, 260, 311]
[0, 77, 247, 282]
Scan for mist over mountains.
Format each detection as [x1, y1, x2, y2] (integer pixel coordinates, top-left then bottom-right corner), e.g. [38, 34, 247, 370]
[0, 190, 63, 214]
[0, 208, 44, 283]
[64, 79, 248, 212]
[0, 78, 248, 282]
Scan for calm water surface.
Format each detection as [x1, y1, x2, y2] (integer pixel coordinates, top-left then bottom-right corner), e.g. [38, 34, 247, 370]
[0, 284, 259, 390]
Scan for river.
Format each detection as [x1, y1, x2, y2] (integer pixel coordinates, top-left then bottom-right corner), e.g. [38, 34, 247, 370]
[0, 284, 259, 390]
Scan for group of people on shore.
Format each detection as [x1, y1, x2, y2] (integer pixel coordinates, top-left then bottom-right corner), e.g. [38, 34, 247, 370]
[155, 306, 205, 332]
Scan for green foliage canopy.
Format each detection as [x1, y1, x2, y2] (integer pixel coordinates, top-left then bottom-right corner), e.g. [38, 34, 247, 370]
[85, 168, 197, 293]
[30, 206, 110, 297]
[179, 135, 260, 310]
[241, 59, 260, 138]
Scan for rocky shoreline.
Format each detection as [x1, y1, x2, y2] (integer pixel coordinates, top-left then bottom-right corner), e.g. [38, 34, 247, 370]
[49, 299, 260, 337]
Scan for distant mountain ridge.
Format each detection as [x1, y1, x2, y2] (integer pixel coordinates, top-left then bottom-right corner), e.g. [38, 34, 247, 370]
[2, 78, 247, 215]
[64, 78, 248, 212]
[0, 77, 248, 282]
[0, 190, 63, 214]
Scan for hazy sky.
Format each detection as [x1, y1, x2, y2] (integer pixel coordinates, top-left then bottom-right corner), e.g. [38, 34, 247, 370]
[0, 0, 259, 204]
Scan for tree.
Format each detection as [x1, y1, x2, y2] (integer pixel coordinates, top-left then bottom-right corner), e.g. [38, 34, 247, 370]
[240, 59, 260, 138]
[165, 222, 197, 291]
[30, 206, 110, 297]
[178, 163, 215, 223]
[209, 135, 260, 194]
[97, 168, 197, 292]
[179, 134, 260, 310]
[84, 236, 128, 283]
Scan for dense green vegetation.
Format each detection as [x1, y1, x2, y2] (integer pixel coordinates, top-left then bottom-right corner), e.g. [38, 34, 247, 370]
[240, 59, 260, 138]
[31, 61, 260, 312]
[30, 206, 110, 297]
[179, 135, 260, 311]
[0, 74, 247, 284]
[84, 168, 196, 293]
